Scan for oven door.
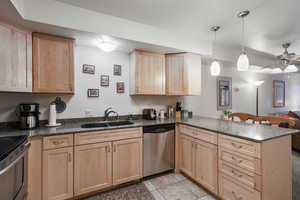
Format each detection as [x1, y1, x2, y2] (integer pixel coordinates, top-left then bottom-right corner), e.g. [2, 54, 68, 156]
[0, 143, 30, 200]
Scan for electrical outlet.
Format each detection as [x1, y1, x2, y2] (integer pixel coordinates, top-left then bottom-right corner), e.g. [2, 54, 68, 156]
[84, 109, 93, 117]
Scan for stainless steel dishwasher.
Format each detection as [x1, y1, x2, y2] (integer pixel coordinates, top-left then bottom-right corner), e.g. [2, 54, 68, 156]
[143, 124, 175, 177]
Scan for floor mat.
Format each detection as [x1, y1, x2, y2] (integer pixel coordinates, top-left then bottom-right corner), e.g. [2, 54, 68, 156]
[81, 183, 155, 200]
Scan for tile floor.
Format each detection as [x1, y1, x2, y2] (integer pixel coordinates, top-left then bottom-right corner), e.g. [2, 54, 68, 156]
[144, 173, 216, 200]
[83, 151, 300, 200]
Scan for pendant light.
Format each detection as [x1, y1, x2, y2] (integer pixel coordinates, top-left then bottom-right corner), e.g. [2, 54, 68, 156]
[237, 10, 250, 71]
[210, 26, 221, 76]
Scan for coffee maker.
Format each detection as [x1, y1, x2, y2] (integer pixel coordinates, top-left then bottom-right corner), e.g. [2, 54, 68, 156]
[18, 103, 40, 129]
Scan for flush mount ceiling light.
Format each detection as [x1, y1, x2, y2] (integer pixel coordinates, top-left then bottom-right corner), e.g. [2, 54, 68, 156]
[210, 26, 221, 76]
[237, 10, 250, 71]
[97, 40, 117, 52]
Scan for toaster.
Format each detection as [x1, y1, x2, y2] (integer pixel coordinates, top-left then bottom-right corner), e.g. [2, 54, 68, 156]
[143, 109, 157, 120]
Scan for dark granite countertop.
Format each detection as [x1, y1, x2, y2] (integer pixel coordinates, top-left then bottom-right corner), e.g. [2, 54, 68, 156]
[0, 117, 299, 142]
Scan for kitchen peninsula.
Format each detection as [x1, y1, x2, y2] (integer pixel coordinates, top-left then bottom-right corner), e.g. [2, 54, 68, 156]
[0, 117, 298, 200]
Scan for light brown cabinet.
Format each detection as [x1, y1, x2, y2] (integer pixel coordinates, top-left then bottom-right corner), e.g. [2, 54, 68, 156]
[130, 50, 165, 95]
[166, 53, 202, 95]
[193, 139, 218, 194]
[43, 147, 73, 200]
[180, 135, 194, 177]
[32, 33, 74, 94]
[0, 22, 32, 92]
[179, 127, 218, 195]
[112, 138, 143, 185]
[74, 142, 112, 196]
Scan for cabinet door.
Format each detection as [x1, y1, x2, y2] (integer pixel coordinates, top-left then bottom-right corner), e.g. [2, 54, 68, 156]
[0, 22, 32, 92]
[74, 142, 112, 196]
[194, 139, 218, 194]
[184, 53, 202, 95]
[135, 51, 165, 95]
[180, 135, 194, 177]
[33, 33, 74, 94]
[112, 138, 142, 185]
[43, 147, 73, 200]
[166, 54, 185, 95]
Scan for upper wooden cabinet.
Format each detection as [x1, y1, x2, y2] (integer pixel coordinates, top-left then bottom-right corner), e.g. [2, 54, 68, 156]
[166, 53, 202, 95]
[130, 50, 165, 95]
[0, 22, 32, 92]
[32, 33, 74, 94]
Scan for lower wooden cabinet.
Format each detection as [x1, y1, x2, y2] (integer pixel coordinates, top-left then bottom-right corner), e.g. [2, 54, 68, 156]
[112, 138, 143, 185]
[193, 139, 218, 194]
[180, 135, 194, 177]
[43, 147, 73, 200]
[74, 142, 112, 196]
[180, 134, 218, 194]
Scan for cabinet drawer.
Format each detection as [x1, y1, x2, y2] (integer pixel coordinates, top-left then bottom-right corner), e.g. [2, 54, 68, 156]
[219, 135, 261, 158]
[219, 148, 261, 175]
[219, 160, 261, 191]
[180, 125, 217, 145]
[75, 128, 142, 145]
[43, 134, 74, 150]
[219, 174, 261, 200]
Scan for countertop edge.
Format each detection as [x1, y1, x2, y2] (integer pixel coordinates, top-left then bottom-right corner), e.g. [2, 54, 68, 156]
[17, 119, 300, 143]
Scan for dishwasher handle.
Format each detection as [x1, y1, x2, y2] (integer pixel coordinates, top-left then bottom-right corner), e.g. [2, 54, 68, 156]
[143, 124, 175, 134]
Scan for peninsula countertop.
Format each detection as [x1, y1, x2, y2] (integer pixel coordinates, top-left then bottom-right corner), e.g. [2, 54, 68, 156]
[0, 117, 299, 142]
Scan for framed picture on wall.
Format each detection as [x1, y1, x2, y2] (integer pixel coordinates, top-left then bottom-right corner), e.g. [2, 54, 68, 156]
[273, 80, 285, 107]
[113, 64, 122, 76]
[116, 82, 125, 93]
[217, 77, 232, 111]
[87, 89, 99, 97]
[100, 75, 109, 87]
[82, 64, 95, 74]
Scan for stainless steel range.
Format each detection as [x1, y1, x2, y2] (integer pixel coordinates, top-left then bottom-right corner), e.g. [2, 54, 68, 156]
[0, 135, 30, 200]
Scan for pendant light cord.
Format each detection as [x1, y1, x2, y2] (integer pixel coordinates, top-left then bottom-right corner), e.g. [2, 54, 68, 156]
[242, 17, 245, 53]
[213, 31, 216, 60]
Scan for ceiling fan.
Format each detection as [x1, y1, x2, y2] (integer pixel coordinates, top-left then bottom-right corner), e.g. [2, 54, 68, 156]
[251, 43, 299, 74]
[275, 43, 300, 73]
[273, 42, 300, 73]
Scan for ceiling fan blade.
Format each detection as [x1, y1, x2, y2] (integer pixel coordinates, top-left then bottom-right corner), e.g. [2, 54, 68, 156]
[289, 60, 300, 65]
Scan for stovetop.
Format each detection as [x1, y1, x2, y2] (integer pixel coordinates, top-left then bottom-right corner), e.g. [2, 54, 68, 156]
[0, 136, 27, 162]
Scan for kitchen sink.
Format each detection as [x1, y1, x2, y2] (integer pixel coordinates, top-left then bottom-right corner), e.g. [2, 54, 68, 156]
[81, 121, 134, 128]
[107, 121, 134, 126]
[81, 123, 108, 128]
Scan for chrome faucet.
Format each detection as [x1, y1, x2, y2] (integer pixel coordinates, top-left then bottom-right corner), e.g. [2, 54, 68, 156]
[104, 107, 119, 121]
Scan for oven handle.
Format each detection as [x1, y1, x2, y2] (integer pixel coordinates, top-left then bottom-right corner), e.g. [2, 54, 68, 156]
[0, 142, 31, 176]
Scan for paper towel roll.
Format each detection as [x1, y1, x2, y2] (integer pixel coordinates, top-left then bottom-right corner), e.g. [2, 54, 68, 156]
[49, 103, 57, 125]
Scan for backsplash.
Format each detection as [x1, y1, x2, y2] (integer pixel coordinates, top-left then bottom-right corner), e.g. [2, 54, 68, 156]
[0, 45, 181, 123]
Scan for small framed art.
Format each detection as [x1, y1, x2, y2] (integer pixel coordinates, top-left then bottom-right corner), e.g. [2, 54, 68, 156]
[82, 64, 95, 74]
[100, 75, 109, 87]
[113, 64, 122, 76]
[87, 89, 99, 97]
[116, 82, 125, 93]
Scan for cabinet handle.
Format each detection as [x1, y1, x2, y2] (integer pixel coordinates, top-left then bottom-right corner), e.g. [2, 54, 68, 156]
[106, 146, 111, 152]
[231, 156, 243, 164]
[232, 191, 243, 200]
[231, 142, 243, 149]
[53, 140, 64, 145]
[68, 153, 72, 162]
[231, 170, 243, 178]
